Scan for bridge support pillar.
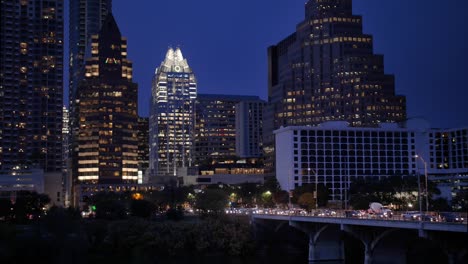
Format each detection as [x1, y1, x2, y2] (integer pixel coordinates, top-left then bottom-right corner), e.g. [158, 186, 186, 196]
[290, 221, 344, 263]
[363, 243, 373, 264]
[342, 224, 406, 264]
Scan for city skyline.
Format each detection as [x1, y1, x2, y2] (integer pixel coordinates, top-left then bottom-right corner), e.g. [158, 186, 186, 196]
[74, 0, 468, 129]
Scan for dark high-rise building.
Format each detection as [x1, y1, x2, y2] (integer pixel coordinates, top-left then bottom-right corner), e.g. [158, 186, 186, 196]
[0, 0, 64, 172]
[69, 0, 112, 108]
[194, 94, 263, 165]
[265, 0, 407, 175]
[149, 48, 197, 178]
[236, 100, 264, 158]
[69, 1, 112, 183]
[75, 14, 138, 184]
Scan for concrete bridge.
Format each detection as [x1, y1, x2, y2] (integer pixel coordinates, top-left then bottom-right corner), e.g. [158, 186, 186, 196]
[251, 213, 467, 264]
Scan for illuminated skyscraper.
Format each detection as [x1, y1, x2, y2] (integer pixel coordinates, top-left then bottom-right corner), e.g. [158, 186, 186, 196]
[69, 0, 112, 113]
[194, 94, 263, 165]
[75, 14, 138, 184]
[69, 0, 112, 181]
[265, 0, 407, 175]
[0, 0, 64, 172]
[149, 48, 197, 178]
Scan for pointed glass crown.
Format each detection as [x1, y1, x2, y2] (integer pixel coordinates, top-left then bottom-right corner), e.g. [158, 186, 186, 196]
[157, 47, 192, 73]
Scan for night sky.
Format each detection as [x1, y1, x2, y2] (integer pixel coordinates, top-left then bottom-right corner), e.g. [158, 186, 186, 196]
[66, 0, 468, 129]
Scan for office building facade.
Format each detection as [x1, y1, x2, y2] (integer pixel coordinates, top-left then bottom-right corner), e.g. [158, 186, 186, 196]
[275, 122, 468, 202]
[236, 100, 264, 158]
[69, 0, 112, 109]
[275, 122, 418, 201]
[75, 14, 138, 184]
[0, 0, 64, 172]
[69, 0, 112, 186]
[149, 48, 197, 177]
[265, 0, 407, 175]
[194, 94, 263, 165]
[427, 128, 468, 201]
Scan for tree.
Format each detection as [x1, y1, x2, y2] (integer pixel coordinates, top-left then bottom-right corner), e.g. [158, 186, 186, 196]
[195, 189, 228, 214]
[316, 183, 330, 207]
[451, 189, 468, 211]
[44, 206, 82, 239]
[431, 198, 450, 211]
[259, 191, 274, 208]
[89, 192, 128, 220]
[237, 183, 259, 207]
[95, 199, 127, 220]
[298, 193, 316, 211]
[13, 191, 50, 223]
[292, 183, 328, 208]
[348, 176, 430, 209]
[273, 190, 289, 207]
[262, 176, 281, 193]
[0, 198, 12, 220]
[130, 199, 155, 218]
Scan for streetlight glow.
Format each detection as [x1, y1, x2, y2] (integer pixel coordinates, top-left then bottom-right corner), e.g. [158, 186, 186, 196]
[415, 154, 429, 213]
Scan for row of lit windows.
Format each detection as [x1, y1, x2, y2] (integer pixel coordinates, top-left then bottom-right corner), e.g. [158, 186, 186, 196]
[310, 17, 361, 25]
[307, 37, 372, 46]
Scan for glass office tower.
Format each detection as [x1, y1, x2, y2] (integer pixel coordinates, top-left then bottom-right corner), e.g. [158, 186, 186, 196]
[149, 48, 197, 178]
[264, 0, 407, 175]
[76, 14, 138, 184]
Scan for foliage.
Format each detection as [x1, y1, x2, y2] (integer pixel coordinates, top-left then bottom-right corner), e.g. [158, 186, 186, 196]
[89, 192, 129, 220]
[130, 199, 155, 218]
[0, 199, 12, 219]
[451, 190, 468, 211]
[237, 183, 260, 207]
[13, 191, 50, 223]
[148, 185, 194, 211]
[431, 198, 451, 211]
[100, 217, 255, 259]
[273, 190, 289, 206]
[259, 191, 274, 208]
[349, 176, 442, 210]
[297, 193, 316, 211]
[166, 207, 184, 221]
[44, 206, 82, 238]
[292, 183, 329, 208]
[195, 189, 228, 214]
[262, 176, 281, 193]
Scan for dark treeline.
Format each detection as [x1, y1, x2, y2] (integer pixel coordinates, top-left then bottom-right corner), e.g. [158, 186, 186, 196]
[1, 208, 255, 264]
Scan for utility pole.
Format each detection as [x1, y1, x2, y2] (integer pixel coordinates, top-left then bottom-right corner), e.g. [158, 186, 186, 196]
[415, 154, 429, 212]
[417, 172, 422, 219]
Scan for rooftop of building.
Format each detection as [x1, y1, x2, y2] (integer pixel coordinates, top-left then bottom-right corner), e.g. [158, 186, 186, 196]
[273, 119, 468, 134]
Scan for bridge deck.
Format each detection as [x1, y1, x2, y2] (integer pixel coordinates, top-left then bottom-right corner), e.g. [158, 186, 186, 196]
[252, 214, 468, 233]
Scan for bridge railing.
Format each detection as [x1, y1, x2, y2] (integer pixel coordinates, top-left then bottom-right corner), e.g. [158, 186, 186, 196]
[242, 208, 467, 224]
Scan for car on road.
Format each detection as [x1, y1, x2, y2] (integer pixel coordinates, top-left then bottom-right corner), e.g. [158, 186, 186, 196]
[439, 212, 465, 223]
[345, 210, 365, 218]
[314, 209, 337, 217]
[418, 214, 439, 222]
[402, 211, 420, 221]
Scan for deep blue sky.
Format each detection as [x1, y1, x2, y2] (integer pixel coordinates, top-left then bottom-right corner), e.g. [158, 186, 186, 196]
[67, 0, 468, 128]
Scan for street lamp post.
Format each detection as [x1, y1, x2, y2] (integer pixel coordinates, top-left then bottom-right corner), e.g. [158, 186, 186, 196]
[417, 172, 422, 219]
[415, 155, 429, 212]
[309, 168, 318, 209]
[288, 169, 292, 211]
